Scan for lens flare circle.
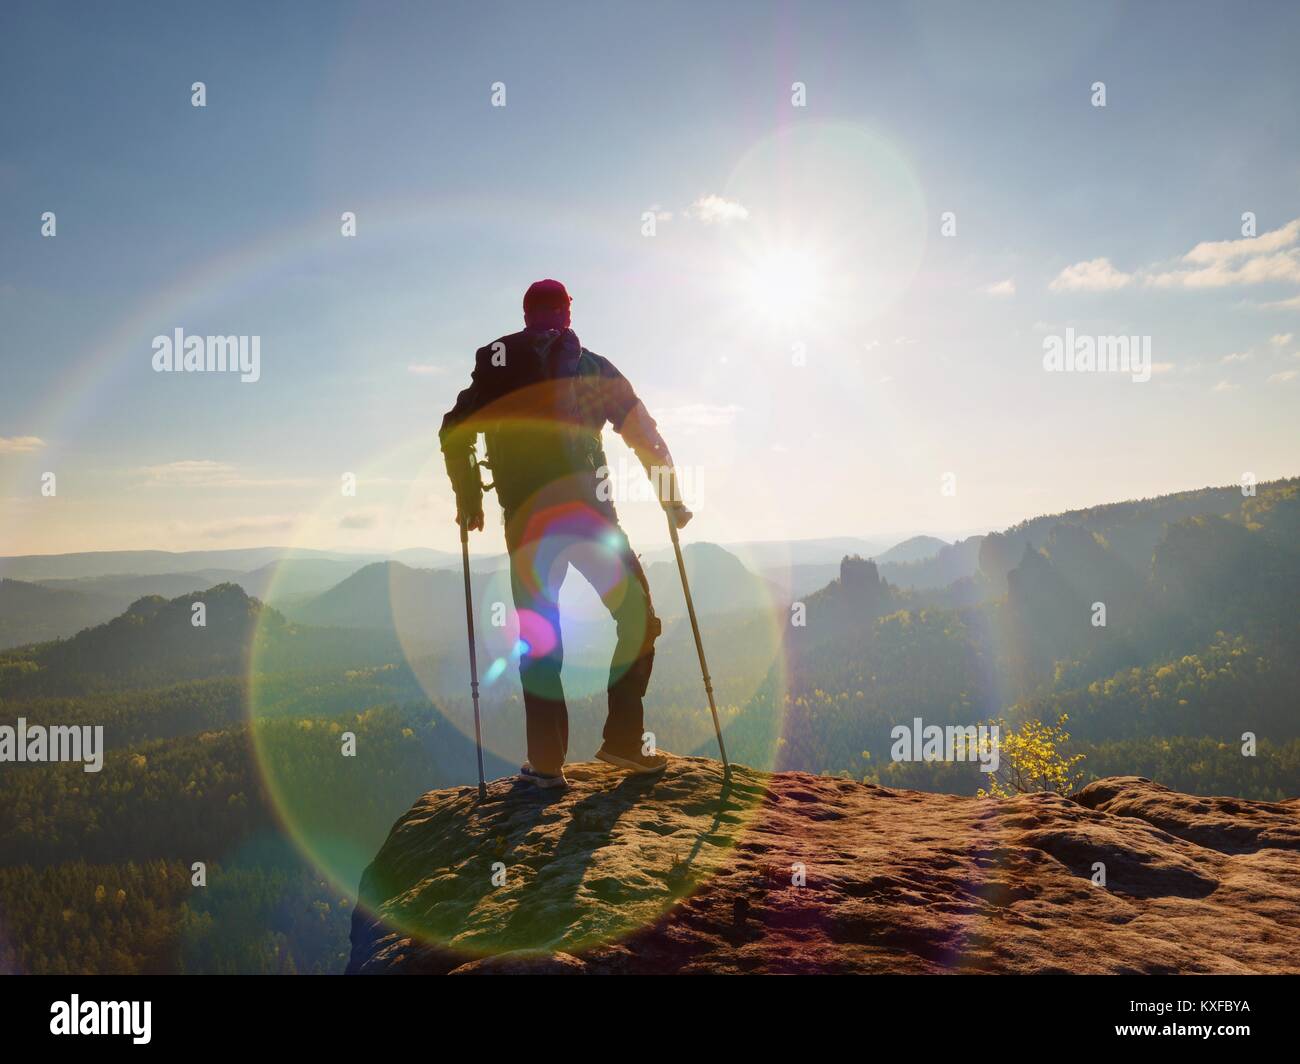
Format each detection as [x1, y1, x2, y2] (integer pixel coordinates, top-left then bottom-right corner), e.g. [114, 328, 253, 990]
[245, 426, 790, 956]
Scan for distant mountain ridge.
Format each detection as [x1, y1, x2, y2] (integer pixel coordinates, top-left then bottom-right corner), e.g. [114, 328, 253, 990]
[872, 534, 949, 565]
[0, 578, 122, 650]
[0, 582, 407, 696]
[283, 543, 776, 637]
[0, 546, 360, 582]
[5, 477, 1296, 666]
[645, 542, 775, 618]
[281, 561, 468, 643]
[0, 560, 377, 650]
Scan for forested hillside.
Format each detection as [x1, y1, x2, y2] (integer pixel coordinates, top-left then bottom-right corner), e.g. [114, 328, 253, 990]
[724, 479, 1300, 799]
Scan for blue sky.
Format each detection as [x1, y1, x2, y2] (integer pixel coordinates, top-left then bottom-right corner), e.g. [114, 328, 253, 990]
[2, 0, 1299, 557]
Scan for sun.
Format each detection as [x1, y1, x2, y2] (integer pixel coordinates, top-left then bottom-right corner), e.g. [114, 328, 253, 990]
[740, 246, 826, 326]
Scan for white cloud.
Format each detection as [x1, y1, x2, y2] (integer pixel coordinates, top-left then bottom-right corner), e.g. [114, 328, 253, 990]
[136, 460, 313, 489]
[0, 435, 45, 455]
[137, 460, 238, 486]
[1146, 251, 1300, 289]
[981, 279, 1015, 297]
[191, 515, 298, 540]
[160, 513, 301, 541]
[339, 509, 382, 530]
[1147, 218, 1300, 289]
[1219, 351, 1251, 364]
[1270, 333, 1293, 346]
[1049, 257, 1133, 292]
[1183, 219, 1300, 265]
[407, 363, 445, 376]
[1212, 380, 1239, 393]
[1266, 369, 1299, 384]
[688, 194, 750, 224]
[1053, 219, 1300, 301]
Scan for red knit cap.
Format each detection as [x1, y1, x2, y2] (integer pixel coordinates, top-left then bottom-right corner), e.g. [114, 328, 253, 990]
[523, 279, 571, 315]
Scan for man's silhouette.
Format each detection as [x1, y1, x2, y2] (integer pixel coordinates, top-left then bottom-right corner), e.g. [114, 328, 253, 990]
[440, 280, 692, 788]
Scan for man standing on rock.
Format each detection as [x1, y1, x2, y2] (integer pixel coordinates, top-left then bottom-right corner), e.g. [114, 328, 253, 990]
[440, 280, 693, 789]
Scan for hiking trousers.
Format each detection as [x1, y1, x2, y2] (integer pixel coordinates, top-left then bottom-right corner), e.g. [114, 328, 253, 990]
[503, 497, 661, 775]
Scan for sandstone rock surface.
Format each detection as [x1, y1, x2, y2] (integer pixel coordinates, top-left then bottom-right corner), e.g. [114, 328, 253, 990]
[348, 758, 1300, 974]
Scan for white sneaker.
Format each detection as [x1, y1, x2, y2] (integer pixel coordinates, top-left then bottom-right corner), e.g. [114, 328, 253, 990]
[520, 762, 569, 789]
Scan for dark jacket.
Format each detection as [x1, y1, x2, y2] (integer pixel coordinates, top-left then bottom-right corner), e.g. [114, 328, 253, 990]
[440, 327, 675, 516]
